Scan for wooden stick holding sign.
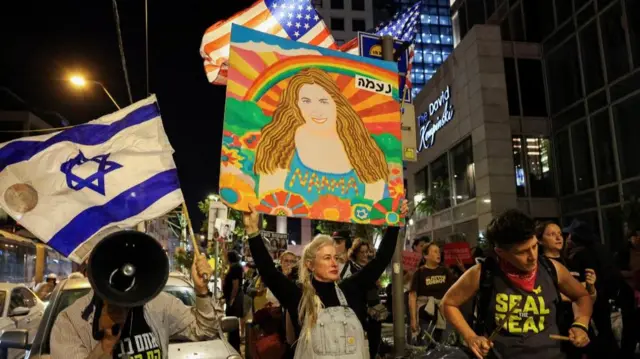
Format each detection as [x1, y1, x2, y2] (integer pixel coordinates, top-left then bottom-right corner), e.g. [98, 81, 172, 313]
[181, 202, 209, 281]
[549, 334, 571, 341]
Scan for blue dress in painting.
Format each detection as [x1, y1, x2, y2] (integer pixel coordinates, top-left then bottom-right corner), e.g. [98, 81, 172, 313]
[284, 151, 366, 203]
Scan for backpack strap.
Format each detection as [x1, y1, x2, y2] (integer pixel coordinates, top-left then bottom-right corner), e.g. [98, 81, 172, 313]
[539, 256, 560, 301]
[473, 256, 496, 335]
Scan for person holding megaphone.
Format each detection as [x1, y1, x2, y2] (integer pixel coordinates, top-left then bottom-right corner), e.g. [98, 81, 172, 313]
[50, 231, 222, 359]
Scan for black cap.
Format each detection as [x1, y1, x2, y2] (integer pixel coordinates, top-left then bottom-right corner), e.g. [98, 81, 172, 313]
[332, 230, 351, 240]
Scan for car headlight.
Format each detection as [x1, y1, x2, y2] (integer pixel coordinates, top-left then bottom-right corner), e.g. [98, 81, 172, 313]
[227, 355, 242, 359]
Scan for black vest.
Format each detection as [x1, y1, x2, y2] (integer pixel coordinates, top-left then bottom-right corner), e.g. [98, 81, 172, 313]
[486, 263, 565, 359]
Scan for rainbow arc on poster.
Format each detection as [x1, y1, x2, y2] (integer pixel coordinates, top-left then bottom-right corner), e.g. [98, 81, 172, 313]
[244, 55, 399, 101]
[227, 46, 401, 136]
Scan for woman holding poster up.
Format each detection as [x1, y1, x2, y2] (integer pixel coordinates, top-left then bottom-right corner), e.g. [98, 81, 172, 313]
[243, 201, 407, 358]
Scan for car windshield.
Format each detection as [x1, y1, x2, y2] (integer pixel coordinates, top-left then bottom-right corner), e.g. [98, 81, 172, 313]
[37, 285, 197, 354]
[164, 286, 196, 306]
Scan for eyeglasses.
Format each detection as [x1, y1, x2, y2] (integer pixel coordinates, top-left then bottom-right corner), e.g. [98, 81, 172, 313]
[283, 259, 297, 264]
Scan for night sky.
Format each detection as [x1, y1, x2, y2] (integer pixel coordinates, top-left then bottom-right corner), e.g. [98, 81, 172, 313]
[0, 1, 257, 225]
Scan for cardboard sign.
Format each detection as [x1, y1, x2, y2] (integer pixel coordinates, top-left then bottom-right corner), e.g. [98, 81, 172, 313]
[208, 201, 228, 240]
[219, 25, 404, 227]
[262, 230, 288, 258]
[214, 218, 236, 240]
[443, 242, 473, 266]
[402, 250, 422, 272]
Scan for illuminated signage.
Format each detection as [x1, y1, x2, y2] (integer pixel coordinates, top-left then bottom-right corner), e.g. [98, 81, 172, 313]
[417, 86, 454, 151]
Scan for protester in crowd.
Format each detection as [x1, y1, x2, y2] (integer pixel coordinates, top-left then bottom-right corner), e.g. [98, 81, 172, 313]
[35, 273, 57, 301]
[441, 209, 592, 359]
[343, 238, 385, 358]
[536, 221, 597, 358]
[50, 254, 219, 359]
[242, 263, 260, 340]
[412, 236, 430, 255]
[245, 201, 407, 357]
[332, 229, 353, 273]
[414, 236, 431, 268]
[409, 243, 455, 344]
[222, 250, 244, 351]
[340, 237, 369, 279]
[563, 219, 633, 357]
[615, 226, 640, 355]
[617, 227, 640, 292]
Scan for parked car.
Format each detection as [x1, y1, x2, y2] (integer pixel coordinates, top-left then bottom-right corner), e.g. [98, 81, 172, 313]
[0, 277, 240, 359]
[0, 283, 45, 359]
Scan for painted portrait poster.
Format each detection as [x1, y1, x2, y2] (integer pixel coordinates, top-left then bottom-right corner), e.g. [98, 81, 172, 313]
[219, 25, 404, 226]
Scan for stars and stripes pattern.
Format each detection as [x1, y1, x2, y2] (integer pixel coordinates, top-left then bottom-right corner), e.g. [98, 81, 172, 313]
[339, 1, 421, 94]
[340, 0, 422, 55]
[200, 0, 336, 85]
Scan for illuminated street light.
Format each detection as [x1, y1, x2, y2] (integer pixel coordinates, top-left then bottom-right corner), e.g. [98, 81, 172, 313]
[69, 76, 86, 87]
[68, 75, 121, 110]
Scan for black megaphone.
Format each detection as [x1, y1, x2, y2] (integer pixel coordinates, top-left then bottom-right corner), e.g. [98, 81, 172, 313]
[87, 230, 169, 308]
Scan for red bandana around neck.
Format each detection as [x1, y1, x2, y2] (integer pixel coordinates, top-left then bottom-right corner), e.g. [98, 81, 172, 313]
[499, 259, 538, 292]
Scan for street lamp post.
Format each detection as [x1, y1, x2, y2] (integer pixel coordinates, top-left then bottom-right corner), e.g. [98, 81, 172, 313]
[69, 75, 121, 110]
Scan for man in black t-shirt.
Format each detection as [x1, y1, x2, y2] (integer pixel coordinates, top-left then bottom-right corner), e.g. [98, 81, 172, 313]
[114, 306, 161, 359]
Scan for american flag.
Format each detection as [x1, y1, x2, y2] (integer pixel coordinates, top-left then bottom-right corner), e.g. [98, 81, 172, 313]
[340, 0, 422, 55]
[200, 0, 336, 85]
[340, 1, 421, 97]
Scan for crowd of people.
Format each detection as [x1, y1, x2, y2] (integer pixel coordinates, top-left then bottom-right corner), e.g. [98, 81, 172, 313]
[32, 201, 639, 359]
[216, 206, 640, 359]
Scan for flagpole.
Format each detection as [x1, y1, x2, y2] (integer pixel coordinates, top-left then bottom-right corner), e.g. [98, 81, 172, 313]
[145, 0, 150, 96]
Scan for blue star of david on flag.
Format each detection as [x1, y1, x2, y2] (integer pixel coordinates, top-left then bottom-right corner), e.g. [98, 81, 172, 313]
[60, 151, 122, 196]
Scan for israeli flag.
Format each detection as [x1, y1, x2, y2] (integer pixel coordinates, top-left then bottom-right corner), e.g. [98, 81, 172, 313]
[0, 95, 183, 263]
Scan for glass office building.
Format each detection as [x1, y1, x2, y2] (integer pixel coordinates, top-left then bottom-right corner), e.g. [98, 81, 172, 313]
[406, 0, 640, 252]
[393, 0, 454, 99]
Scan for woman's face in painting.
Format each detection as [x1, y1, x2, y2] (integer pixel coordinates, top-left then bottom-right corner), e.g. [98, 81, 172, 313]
[297, 84, 337, 130]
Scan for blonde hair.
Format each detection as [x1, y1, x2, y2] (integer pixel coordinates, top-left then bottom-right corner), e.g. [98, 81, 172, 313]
[279, 250, 297, 261]
[254, 68, 388, 184]
[297, 234, 335, 339]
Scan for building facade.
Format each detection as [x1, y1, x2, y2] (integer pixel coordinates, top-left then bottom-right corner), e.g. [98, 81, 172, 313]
[394, 0, 455, 99]
[408, 0, 640, 253]
[318, 0, 455, 99]
[314, 0, 375, 45]
[0, 111, 71, 283]
[406, 25, 528, 246]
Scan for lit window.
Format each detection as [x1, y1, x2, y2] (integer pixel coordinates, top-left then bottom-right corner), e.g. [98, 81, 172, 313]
[526, 137, 555, 197]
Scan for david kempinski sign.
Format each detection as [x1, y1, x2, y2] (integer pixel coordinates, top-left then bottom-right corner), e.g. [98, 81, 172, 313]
[418, 86, 455, 152]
